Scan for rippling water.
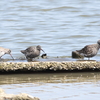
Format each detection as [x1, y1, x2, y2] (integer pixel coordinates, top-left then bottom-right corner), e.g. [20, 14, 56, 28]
[0, 72, 100, 100]
[0, 0, 100, 60]
[0, 0, 100, 100]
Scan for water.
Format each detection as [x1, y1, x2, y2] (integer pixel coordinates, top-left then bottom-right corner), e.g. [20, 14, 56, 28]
[0, 72, 100, 100]
[0, 0, 100, 99]
[0, 0, 100, 60]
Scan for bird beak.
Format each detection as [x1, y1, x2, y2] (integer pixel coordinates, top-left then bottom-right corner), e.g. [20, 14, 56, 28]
[41, 49, 45, 53]
[9, 53, 14, 60]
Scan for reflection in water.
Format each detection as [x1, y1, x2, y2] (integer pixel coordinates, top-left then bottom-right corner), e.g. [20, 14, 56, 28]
[0, 72, 100, 100]
[0, 57, 76, 62]
[0, 72, 100, 85]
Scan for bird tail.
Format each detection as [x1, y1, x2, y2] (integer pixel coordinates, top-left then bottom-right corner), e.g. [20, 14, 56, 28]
[76, 50, 82, 54]
[21, 50, 26, 54]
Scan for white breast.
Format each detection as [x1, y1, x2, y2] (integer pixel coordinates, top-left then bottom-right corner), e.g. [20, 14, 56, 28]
[0, 51, 5, 57]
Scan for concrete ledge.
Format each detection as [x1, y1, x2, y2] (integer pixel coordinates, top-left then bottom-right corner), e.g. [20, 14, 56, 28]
[0, 61, 100, 73]
[0, 88, 39, 100]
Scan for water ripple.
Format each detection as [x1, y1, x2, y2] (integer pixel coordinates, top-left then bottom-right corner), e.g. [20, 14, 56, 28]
[0, 0, 100, 59]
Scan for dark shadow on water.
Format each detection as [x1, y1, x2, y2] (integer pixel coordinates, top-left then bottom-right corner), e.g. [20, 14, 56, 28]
[0, 57, 76, 62]
[76, 60, 96, 62]
[0, 56, 100, 62]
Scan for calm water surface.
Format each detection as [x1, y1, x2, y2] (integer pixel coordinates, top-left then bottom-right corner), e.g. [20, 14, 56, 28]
[0, 0, 100, 100]
[0, 72, 100, 100]
[0, 0, 100, 59]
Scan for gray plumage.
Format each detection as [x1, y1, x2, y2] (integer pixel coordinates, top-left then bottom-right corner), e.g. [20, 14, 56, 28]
[21, 45, 45, 61]
[76, 40, 100, 60]
[0, 47, 14, 60]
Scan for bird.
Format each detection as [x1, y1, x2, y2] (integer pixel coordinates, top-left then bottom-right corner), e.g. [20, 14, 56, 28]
[76, 40, 100, 60]
[21, 45, 46, 61]
[0, 47, 14, 60]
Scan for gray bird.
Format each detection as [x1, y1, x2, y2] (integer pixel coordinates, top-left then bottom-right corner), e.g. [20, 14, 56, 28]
[21, 45, 45, 61]
[76, 40, 100, 60]
[0, 47, 14, 60]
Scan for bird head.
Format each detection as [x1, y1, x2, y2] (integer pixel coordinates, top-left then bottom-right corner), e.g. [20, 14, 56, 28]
[6, 49, 14, 60]
[6, 49, 11, 54]
[37, 45, 45, 53]
[97, 40, 100, 45]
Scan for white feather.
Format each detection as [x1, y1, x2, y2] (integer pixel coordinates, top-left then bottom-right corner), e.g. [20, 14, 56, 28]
[0, 51, 5, 57]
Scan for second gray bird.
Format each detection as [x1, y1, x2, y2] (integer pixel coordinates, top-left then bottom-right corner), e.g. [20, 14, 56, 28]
[21, 45, 45, 61]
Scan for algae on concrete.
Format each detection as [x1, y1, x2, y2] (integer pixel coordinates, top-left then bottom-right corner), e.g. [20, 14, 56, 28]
[0, 61, 100, 73]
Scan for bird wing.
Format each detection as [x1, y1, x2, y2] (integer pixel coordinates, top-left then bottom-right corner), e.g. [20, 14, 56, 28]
[82, 45, 94, 55]
[25, 47, 36, 58]
[26, 47, 35, 52]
